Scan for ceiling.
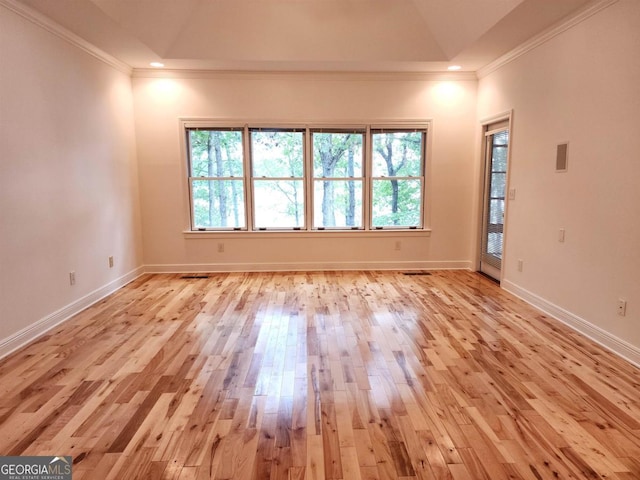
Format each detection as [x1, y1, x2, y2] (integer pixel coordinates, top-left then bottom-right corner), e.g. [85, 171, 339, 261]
[16, 0, 595, 72]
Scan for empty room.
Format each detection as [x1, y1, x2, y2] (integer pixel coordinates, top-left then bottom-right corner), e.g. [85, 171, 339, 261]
[1, 0, 639, 479]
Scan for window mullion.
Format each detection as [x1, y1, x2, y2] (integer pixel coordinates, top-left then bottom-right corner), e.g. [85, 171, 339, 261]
[364, 125, 372, 231]
[243, 125, 254, 231]
[190, 176, 240, 181]
[304, 128, 313, 231]
[189, 179, 196, 230]
[254, 176, 305, 181]
[420, 130, 427, 229]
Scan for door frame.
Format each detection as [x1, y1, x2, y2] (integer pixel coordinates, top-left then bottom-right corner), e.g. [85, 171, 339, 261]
[477, 111, 513, 283]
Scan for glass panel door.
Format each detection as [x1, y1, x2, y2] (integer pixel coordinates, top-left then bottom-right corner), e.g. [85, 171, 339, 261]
[480, 127, 509, 281]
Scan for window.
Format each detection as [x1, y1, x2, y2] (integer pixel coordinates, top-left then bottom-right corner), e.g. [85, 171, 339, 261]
[371, 130, 425, 228]
[250, 129, 305, 229]
[187, 128, 246, 229]
[312, 130, 364, 229]
[185, 123, 428, 232]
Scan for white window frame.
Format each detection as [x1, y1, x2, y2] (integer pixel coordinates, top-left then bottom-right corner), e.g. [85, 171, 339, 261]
[249, 127, 307, 231]
[310, 128, 366, 231]
[369, 127, 427, 230]
[185, 124, 249, 231]
[181, 119, 432, 236]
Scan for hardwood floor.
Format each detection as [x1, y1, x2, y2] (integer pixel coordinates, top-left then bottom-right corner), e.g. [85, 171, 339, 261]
[0, 271, 638, 479]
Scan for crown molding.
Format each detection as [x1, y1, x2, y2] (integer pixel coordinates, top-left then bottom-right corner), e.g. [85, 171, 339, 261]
[131, 68, 479, 82]
[477, 0, 619, 78]
[1, 0, 619, 81]
[0, 0, 132, 75]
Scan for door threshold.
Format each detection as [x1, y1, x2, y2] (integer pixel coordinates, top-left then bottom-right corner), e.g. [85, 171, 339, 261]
[478, 271, 500, 285]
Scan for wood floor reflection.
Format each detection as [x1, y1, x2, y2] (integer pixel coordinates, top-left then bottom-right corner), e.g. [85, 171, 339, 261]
[0, 271, 639, 479]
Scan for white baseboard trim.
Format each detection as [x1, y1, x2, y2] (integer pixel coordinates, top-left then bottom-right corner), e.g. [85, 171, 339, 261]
[144, 260, 472, 273]
[0, 261, 471, 360]
[502, 280, 640, 369]
[0, 266, 145, 360]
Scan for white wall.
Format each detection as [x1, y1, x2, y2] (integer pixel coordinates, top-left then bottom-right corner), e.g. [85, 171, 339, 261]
[0, 4, 143, 355]
[132, 72, 478, 271]
[477, 0, 640, 357]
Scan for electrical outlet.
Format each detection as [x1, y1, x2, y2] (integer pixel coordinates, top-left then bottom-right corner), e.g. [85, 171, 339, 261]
[217, 243, 224, 253]
[558, 229, 565, 243]
[517, 259, 523, 272]
[108, 256, 114, 268]
[395, 241, 401, 251]
[69, 271, 76, 285]
[508, 188, 516, 200]
[617, 298, 627, 317]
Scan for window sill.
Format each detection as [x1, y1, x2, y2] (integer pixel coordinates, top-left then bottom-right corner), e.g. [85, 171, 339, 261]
[183, 229, 432, 239]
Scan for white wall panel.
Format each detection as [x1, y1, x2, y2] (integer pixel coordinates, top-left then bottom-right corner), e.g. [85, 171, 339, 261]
[477, 0, 640, 352]
[0, 4, 143, 350]
[132, 73, 478, 270]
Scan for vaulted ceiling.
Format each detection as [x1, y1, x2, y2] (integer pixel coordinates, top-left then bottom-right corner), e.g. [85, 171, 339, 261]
[16, 0, 595, 72]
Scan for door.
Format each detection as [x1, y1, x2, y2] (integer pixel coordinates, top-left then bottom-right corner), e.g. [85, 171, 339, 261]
[480, 121, 509, 281]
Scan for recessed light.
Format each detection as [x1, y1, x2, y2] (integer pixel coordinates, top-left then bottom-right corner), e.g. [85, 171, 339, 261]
[150, 62, 165, 68]
[447, 65, 462, 71]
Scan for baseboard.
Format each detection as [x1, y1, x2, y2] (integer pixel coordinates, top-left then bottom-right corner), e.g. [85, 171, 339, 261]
[0, 261, 471, 360]
[0, 266, 145, 360]
[144, 260, 472, 273]
[502, 279, 640, 369]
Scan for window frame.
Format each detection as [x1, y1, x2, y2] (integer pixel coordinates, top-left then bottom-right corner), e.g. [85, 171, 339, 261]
[185, 125, 249, 231]
[310, 128, 366, 231]
[181, 119, 431, 235]
[369, 128, 427, 230]
[249, 127, 307, 231]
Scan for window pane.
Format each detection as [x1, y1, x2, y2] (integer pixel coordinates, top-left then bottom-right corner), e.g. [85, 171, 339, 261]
[189, 130, 244, 178]
[254, 180, 304, 228]
[489, 199, 504, 225]
[493, 130, 509, 146]
[372, 179, 422, 227]
[487, 232, 503, 257]
[314, 180, 362, 228]
[251, 131, 304, 178]
[492, 145, 508, 172]
[372, 131, 423, 177]
[192, 179, 245, 228]
[490, 172, 506, 198]
[312, 132, 363, 177]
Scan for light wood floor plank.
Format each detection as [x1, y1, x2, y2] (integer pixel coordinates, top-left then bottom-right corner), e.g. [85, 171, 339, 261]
[0, 271, 638, 479]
